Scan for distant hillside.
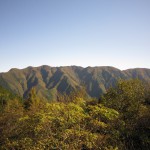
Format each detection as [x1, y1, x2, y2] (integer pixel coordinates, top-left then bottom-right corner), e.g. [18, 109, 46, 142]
[0, 66, 150, 100]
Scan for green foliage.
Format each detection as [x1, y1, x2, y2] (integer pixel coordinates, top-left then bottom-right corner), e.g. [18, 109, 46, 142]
[102, 79, 145, 120]
[102, 79, 150, 150]
[0, 95, 118, 149]
[24, 88, 46, 112]
[0, 85, 21, 111]
[0, 79, 150, 149]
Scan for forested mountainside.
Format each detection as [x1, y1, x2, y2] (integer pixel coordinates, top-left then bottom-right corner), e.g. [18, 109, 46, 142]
[0, 65, 150, 100]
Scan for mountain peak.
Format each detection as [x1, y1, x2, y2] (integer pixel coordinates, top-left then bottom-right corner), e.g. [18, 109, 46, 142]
[0, 66, 150, 100]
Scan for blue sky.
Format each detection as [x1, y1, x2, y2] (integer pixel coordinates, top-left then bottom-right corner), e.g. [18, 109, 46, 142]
[0, 0, 150, 72]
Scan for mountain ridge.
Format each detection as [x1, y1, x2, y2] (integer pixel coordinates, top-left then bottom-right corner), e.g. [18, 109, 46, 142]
[0, 65, 150, 100]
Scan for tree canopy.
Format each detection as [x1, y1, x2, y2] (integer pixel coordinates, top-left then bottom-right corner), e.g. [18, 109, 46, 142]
[0, 79, 150, 149]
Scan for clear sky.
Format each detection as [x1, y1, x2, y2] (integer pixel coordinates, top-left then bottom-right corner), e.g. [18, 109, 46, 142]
[0, 0, 150, 72]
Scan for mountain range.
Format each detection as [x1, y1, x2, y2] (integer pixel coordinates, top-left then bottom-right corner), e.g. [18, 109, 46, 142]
[0, 65, 150, 100]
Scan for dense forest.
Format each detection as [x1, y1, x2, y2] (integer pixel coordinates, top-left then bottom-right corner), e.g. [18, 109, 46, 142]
[0, 79, 150, 150]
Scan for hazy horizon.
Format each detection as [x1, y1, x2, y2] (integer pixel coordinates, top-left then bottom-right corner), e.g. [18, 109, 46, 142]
[0, 0, 150, 72]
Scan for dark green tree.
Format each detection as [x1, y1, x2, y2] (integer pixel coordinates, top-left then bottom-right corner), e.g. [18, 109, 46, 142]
[24, 88, 41, 111]
[102, 79, 145, 121]
[102, 79, 149, 150]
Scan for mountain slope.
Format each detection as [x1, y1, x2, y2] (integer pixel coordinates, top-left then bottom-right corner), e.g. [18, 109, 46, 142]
[0, 66, 150, 100]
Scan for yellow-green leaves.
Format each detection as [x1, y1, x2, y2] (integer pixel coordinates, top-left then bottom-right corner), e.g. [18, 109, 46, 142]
[88, 104, 119, 121]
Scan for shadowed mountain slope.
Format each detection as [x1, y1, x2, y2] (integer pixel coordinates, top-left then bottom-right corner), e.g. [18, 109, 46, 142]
[0, 66, 150, 100]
